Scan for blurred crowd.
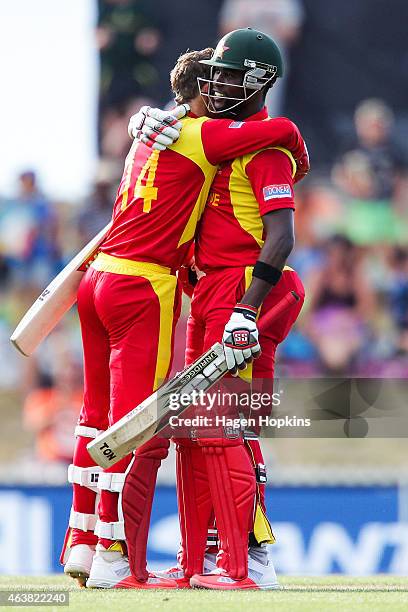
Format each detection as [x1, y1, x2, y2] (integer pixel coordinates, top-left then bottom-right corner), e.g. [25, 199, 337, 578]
[1, 0, 407, 465]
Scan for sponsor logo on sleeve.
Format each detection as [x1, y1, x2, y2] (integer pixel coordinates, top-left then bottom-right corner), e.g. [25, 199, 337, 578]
[263, 184, 292, 200]
[229, 121, 244, 128]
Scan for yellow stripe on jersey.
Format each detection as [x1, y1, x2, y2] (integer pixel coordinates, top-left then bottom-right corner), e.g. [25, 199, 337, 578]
[169, 116, 218, 248]
[230, 157, 265, 248]
[229, 146, 297, 249]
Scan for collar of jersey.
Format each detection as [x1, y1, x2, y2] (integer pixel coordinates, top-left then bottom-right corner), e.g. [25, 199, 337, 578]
[243, 106, 269, 121]
[189, 107, 268, 121]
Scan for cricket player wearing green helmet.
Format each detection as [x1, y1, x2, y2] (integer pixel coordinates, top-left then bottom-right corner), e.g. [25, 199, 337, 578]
[198, 27, 284, 115]
[181, 29, 306, 591]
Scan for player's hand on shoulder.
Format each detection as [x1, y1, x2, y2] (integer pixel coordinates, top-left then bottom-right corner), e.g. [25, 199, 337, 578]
[222, 304, 261, 375]
[128, 104, 190, 151]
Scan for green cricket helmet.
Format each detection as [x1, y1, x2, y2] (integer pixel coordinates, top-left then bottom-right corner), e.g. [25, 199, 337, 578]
[198, 28, 283, 114]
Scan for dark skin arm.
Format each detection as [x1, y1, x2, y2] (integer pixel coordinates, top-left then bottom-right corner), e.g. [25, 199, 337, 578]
[241, 208, 295, 309]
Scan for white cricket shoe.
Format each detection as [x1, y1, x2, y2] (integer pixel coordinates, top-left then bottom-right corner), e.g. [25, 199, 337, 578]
[190, 549, 280, 590]
[86, 545, 178, 589]
[155, 552, 217, 588]
[86, 546, 132, 589]
[64, 544, 95, 587]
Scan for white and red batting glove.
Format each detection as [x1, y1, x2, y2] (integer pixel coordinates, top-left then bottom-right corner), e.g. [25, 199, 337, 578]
[222, 304, 261, 374]
[128, 104, 190, 151]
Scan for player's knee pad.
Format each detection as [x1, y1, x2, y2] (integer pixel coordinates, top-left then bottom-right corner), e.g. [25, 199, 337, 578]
[68, 464, 102, 493]
[74, 424, 104, 438]
[94, 460, 130, 542]
[202, 444, 256, 580]
[68, 429, 103, 537]
[60, 504, 100, 565]
[73, 425, 105, 467]
[175, 441, 213, 577]
[61, 427, 105, 564]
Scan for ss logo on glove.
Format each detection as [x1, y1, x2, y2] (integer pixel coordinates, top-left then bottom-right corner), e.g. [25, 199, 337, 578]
[227, 329, 257, 348]
[222, 304, 261, 374]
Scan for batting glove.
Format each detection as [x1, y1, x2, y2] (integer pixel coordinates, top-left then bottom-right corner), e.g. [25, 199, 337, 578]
[128, 104, 190, 151]
[223, 304, 261, 374]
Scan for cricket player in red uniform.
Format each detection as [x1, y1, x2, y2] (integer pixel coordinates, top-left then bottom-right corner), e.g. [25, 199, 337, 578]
[161, 29, 306, 590]
[61, 47, 309, 589]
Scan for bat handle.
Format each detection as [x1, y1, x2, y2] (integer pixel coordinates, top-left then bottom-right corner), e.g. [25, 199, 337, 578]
[258, 291, 300, 331]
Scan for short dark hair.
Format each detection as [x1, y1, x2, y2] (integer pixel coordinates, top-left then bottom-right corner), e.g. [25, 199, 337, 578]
[170, 48, 213, 103]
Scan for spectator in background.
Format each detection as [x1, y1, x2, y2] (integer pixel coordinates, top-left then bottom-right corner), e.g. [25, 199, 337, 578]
[0, 171, 60, 290]
[218, 0, 304, 116]
[23, 357, 83, 464]
[76, 161, 117, 244]
[303, 235, 376, 374]
[352, 99, 407, 201]
[332, 150, 406, 246]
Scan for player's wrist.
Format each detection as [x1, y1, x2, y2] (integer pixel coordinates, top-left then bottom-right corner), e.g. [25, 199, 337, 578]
[233, 303, 258, 322]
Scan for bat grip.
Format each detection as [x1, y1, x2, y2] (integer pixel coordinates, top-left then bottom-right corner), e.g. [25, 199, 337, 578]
[258, 291, 300, 331]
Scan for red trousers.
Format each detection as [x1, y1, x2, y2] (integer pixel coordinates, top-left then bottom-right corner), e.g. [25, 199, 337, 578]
[187, 266, 305, 374]
[183, 266, 305, 554]
[71, 259, 180, 549]
[78, 263, 181, 427]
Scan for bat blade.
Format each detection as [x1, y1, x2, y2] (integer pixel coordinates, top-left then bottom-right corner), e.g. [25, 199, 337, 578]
[87, 342, 227, 468]
[87, 290, 301, 469]
[10, 223, 111, 356]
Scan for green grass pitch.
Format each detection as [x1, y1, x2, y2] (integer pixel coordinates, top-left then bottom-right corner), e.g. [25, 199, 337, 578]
[1, 576, 407, 612]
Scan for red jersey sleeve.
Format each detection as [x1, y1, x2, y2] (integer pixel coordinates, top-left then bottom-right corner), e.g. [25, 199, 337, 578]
[245, 148, 295, 216]
[201, 117, 301, 165]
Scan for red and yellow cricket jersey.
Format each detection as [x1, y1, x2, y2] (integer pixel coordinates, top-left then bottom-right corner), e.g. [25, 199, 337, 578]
[195, 108, 297, 271]
[98, 113, 299, 272]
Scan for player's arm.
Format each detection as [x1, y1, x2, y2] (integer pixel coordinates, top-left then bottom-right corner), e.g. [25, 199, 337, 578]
[222, 149, 295, 373]
[201, 118, 309, 181]
[241, 208, 294, 308]
[242, 148, 296, 308]
[128, 106, 309, 181]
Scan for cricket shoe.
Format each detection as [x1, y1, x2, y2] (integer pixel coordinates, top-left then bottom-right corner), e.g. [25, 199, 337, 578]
[114, 573, 179, 589]
[86, 545, 132, 588]
[190, 553, 280, 590]
[64, 544, 95, 587]
[86, 545, 178, 589]
[155, 553, 218, 588]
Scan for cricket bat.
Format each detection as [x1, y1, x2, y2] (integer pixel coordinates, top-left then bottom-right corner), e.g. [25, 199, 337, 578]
[87, 291, 300, 469]
[10, 223, 111, 356]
